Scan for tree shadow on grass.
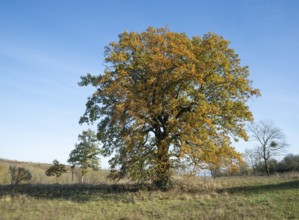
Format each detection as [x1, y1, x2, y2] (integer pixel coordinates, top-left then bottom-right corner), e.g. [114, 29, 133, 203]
[0, 183, 141, 202]
[219, 179, 299, 195]
[1, 179, 298, 202]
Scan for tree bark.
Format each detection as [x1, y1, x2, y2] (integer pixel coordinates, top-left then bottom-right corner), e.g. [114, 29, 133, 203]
[153, 143, 170, 190]
[264, 160, 270, 176]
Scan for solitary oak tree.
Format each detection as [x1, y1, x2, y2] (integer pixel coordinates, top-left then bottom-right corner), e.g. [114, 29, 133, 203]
[79, 27, 260, 189]
[68, 129, 101, 183]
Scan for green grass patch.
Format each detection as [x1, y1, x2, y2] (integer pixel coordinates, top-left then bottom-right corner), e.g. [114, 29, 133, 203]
[0, 174, 298, 219]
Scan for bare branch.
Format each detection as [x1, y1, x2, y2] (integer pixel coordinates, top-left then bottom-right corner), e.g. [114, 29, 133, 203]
[248, 119, 288, 175]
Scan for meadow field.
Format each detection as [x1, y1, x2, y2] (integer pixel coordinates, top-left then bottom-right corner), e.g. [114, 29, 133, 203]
[0, 159, 299, 219]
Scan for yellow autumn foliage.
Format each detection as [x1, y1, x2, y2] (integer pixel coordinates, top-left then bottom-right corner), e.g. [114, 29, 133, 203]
[79, 27, 260, 189]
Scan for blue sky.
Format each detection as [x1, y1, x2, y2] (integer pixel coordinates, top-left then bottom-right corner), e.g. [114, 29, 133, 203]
[1, 0, 298, 167]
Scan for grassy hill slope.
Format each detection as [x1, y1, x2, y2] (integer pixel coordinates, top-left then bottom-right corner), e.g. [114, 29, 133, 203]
[0, 158, 110, 184]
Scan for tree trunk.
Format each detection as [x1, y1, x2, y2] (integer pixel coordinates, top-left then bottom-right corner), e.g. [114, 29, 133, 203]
[71, 167, 75, 182]
[211, 168, 217, 179]
[264, 160, 270, 176]
[81, 175, 84, 184]
[153, 144, 170, 190]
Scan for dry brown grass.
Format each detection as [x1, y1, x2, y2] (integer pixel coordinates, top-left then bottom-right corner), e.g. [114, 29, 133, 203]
[0, 159, 111, 185]
[0, 159, 298, 219]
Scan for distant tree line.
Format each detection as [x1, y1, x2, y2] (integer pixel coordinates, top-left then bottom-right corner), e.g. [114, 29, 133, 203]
[194, 153, 299, 178]
[251, 154, 299, 175]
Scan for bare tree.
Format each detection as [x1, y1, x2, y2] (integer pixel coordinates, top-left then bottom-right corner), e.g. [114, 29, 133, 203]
[249, 120, 288, 176]
[244, 147, 261, 174]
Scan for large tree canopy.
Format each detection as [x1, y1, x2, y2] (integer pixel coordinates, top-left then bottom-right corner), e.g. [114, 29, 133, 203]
[79, 27, 260, 189]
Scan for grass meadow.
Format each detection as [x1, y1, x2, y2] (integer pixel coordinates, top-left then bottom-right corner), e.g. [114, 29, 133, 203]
[0, 159, 298, 219]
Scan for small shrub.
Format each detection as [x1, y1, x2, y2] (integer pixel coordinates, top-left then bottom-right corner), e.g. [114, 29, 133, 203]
[45, 160, 67, 181]
[9, 165, 32, 185]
